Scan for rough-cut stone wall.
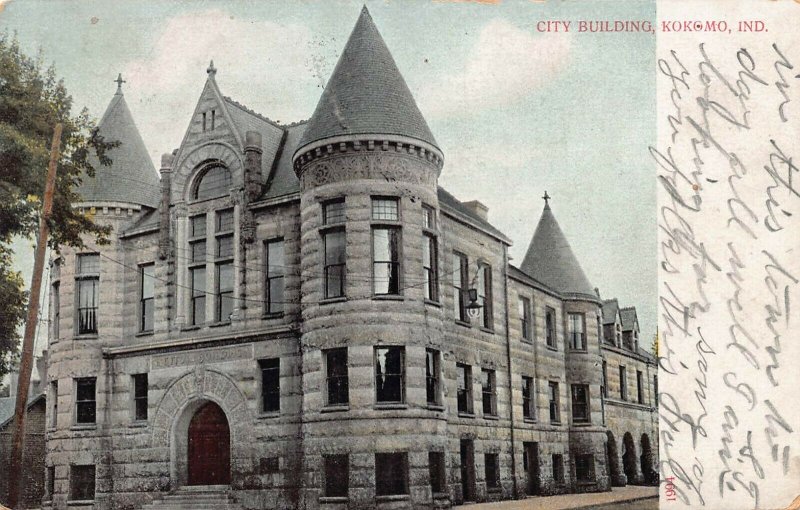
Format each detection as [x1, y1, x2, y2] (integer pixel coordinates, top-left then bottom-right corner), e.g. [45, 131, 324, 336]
[0, 397, 46, 509]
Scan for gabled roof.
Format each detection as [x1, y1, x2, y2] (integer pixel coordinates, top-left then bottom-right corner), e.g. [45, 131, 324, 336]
[602, 299, 620, 325]
[520, 203, 597, 301]
[0, 393, 45, 429]
[75, 86, 160, 208]
[437, 187, 510, 244]
[620, 307, 639, 332]
[297, 6, 438, 153]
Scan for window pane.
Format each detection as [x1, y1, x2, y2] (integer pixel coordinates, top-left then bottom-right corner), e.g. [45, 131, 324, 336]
[69, 465, 95, 501]
[324, 230, 346, 298]
[482, 369, 496, 415]
[371, 198, 399, 221]
[217, 235, 233, 258]
[191, 215, 207, 237]
[457, 364, 471, 413]
[195, 165, 232, 200]
[77, 254, 99, 274]
[429, 451, 445, 493]
[422, 205, 435, 230]
[324, 455, 349, 497]
[323, 199, 345, 225]
[266, 240, 285, 275]
[326, 348, 349, 406]
[216, 209, 234, 232]
[141, 265, 155, 299]
[375, 347, 404, 403]
[375, 453, 408, 496]
[425, 349, 439, 405]
[260, 359, 280, 412]
[217, 263, 234, 292]
[485, 454, 499, 489]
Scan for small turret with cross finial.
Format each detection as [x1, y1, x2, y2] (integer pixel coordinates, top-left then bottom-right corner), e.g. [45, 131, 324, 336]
[114, 73, 126, 95]
[542, 191, 551, 208]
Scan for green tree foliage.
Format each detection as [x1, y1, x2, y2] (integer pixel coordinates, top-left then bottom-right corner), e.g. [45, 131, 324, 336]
[0, 33, 114, 380]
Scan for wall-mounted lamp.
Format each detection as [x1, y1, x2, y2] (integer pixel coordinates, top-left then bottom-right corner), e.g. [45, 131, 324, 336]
[465, 260, 486, 319]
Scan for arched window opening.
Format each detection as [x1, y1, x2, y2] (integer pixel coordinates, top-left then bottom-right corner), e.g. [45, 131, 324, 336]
[194, 164, 232, 201]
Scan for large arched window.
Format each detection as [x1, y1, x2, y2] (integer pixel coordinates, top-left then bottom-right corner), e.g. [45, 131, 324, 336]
[193, 164, 232, 200]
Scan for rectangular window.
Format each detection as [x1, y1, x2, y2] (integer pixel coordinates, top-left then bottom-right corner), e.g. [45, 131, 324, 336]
[215, 262, 234, 322]
[637, 370, 644, 404]
[619, 366, 627, 400]
[429, 451, 446, 494]
[484, 453, 500, 490]
[477, 265, 493, 329]
[323, 198, 345, 225]
[425, 349, 441, 406]
[216, 208, 234, 232]
[601, 361, 608, 398]
[259, 358, 280, 413]
[375, 452, 408, 496]
[371, 197, 399, 221]
[372, 227, 400, 295]
[75, 378, 96, 424]
[422, 204, 436, 230]
[423, 233, 438, 301]
[190, 214, 207, 237]
[132, 374, 148, 421]
[654, 375, 658, 405]
[47, 465, 55, 500]
[324, 454, 349, 498]
[52, 281, 60, 339]
[575, 454, 595, 482]
[216, 234, 233, 258]
[265, 239, 285, 314]
[139, 264, 155, 332]
[323, 229, 346, 298]
[452, 252, 468, 322]
[548, 381, 560, 424]
[69, 464, 95, 501]
[552, 454, 564, 485]
[519, 297, 531, 341]
[211, 109, 216, 130]
[481, 368, 497, 416]
[545, 307, 556, 348]
[76, 254, 99, 334]
[202, 112, 207, 131]
[457, 363, 473, 414]
[50, 381, 58, 428]
[571, 384, 590, 423]
[569, 313, 586, 350]
[191, 239, 206, 262]
[190, 266, 206, 325]
[375, 347, 405, 403]
[522, 376, 535, 420]
[325, 348, 349, 406]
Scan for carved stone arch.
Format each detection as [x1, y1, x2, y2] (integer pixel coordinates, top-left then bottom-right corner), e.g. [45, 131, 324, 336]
[150, 367, 255, 488]
[172, 142, 244, 203]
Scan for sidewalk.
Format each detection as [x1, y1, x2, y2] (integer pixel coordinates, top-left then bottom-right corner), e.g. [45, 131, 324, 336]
[461, 486, 658, 510]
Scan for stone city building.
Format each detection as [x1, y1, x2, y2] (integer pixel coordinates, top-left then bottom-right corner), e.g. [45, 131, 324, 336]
[42, 7, 658, 510]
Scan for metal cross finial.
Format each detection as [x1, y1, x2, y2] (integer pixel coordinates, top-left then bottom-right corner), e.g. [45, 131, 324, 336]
[542, 191, 551, 205]
[114, 73, 126, 94]
[207, 60, 217, 77]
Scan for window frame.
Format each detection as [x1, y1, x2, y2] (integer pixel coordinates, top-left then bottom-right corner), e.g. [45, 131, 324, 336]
[545, 306, 557, 349]
[481, 368, 497, 417]
[51, 270, 60, 339]
[619, 366, 627, 400]
[636, 370, 645, 404]
[259, 358, 281, 414]
[571, 383, 590, 424]
[375, 452, 409, 497]
[425, 348, 442, 407]
[192, 164, 231, 201]
[264, 238, 285, 316]
[75, 253, 100, 335]
[568, 312, 586, 351]
[484, 453, 500, 491]
[457, 363, 473, 415]
[522, 375, 535, 421]
[371, 196, 400, 222]
[324, 348, 349, 407]
[69, 464, 96, 501]
[132, 373, 148, 422]
[374, 346, 406, 404]
[74, 377, 96, 425]
[428, 451, 446, 494]
[552, 454, 565, 486]
[423, 232, 438, 302]
[548, 381, 560, 424]
[371, 226, 402, 296]
[323, 454, 349, 498]
[575, 454, 596, 483]
[519, 296, 531, 342]
[49, 380, 58, 429]
[139, 263, 155, 333]
[322, 228, 346, 299]
[452, 252, 469, 323]
[214, 208, 235, 323]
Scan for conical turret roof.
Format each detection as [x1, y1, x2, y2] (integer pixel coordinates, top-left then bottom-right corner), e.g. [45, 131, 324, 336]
[75, 82, 160, 208]
[520, 202, 597, 301]
[297, 6, 438, 152]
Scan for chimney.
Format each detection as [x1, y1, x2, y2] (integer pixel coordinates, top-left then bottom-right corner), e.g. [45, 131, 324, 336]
[244, 131, 264, 202]
[35, 353, 47, 394]
[158, 152, 174, 260]
[463, 200, 489, 221]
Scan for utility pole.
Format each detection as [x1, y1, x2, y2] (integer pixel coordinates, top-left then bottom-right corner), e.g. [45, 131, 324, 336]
[8, 123, 62, 509]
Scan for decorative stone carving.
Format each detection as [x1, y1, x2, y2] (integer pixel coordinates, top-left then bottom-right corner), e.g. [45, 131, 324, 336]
[299, 152, 437, 189]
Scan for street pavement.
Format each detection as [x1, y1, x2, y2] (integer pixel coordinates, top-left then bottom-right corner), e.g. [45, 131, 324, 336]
[460, 486, 658, 510]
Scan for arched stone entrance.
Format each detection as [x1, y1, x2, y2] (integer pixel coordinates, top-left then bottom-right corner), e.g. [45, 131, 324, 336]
[640, 433, 656, 485]
[187, 401, 230, 485]
[606, 431, 626, 486]
[622, 432, 639, 484]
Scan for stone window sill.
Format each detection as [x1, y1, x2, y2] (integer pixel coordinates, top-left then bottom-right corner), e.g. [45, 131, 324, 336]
[262, 312, 284, 320]
[458, 412, 475, 418]
[374, 403, 407, 410]
[372, 294, 404, 301]
[545, 345, 558, 352]
[424, 299, 442, 308]
[180, 325, 201, 332]
[432, 492, 450, 500]
[208, 321, 231, 328]
[72, 334, 98, 340]
[376, 494, 410, 503]
[480, 327, 495, 335]
[70, 424, 97, 431]
[426, 404, 445, 412]
[523, 418, 537, 424]
[129, 421, 148, 428]
[258, 411, 281, 419]
[572, 421, 592, 427]
[321, 405, 349, 413]
[135, 330, 154, 337]
[484, 414, 499, 420]
[487, 488, 502, 494]
[455, 319, 471, 328]
[67, 500, 95, 506]
[320, 496, 348, 504]
[320, 296, 347, 305]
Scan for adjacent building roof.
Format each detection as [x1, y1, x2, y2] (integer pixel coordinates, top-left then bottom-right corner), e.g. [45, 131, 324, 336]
[297, 6, 438, 153]
[438, 187, 510, 244]
[75, 86, 161, 208]
[620, 307, 639, 332]
[0, 393, 45, 429]
[520, 203, 597, 301]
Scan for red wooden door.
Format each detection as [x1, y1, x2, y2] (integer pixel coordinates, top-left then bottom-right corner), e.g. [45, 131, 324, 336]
[188, 402, 231, 485]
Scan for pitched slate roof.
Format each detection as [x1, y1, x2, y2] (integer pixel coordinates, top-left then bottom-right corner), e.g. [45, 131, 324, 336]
[265, 122, 305, 199]
[520, 203, 597, 301]
[620, 307, 638, 331]
[297, 6, 438, 152]
[75, 88, 160, 208]
[0, 394, 45, 429]
[437, 187, 510, 243]
[602, 299, 620, 325]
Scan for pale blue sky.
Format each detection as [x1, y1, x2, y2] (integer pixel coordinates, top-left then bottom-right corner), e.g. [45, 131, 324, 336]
[2, 0, 656, 344]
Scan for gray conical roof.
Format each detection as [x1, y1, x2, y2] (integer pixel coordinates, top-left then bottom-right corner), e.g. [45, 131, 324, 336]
[297, 6, 438, 152]
[520, 203, 596, 300]
[75, 87, 160, 208]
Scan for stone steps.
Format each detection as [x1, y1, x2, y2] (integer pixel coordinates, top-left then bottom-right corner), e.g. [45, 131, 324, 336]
[141, 486, 243, 510]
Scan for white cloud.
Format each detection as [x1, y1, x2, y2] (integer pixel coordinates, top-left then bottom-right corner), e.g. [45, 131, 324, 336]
[121, 9, 319, 162]
[418, 18, 572, 119]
